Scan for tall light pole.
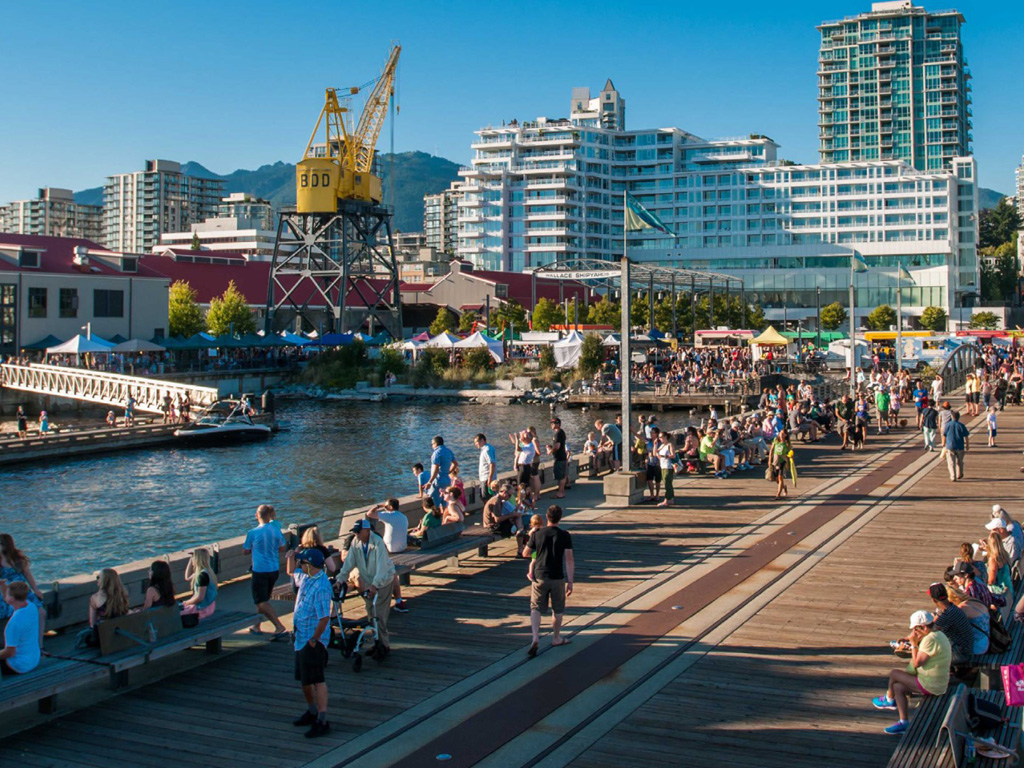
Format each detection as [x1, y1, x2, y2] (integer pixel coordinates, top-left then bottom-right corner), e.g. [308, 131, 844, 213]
[815, 286, 821, 350]
[619, 243, 632, 473]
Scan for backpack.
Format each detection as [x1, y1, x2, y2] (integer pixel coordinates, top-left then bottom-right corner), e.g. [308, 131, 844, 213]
[967, 692, 1004, 733]
[988, 610, 1012, 654]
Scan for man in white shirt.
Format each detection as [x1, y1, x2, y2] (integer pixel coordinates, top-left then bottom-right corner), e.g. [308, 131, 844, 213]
[475, 433, 497, 499]
[0, 582, 41, 676]
[365, 499, 409, 613]
[338, 520, 398, 657]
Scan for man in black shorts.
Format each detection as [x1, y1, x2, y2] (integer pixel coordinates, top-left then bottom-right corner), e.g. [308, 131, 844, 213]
[291, 549, 332, 738]
[548, 417, 568, 498]
[243, 504, 288, 639]
[523, 504, 575, 657]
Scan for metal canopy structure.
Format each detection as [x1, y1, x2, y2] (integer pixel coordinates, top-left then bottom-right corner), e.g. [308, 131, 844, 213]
[530, 257, 736, 290]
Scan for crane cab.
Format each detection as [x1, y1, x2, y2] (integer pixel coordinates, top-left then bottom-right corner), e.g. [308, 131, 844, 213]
[296, 159, 341, 213]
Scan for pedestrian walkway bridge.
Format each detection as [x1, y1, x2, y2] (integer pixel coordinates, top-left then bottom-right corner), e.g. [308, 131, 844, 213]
[0, 363, 219, 414]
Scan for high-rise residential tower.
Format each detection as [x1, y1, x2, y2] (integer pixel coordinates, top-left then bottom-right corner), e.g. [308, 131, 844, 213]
[103, 160, 224, 252]
[1015, 155, 1024, 220]
[457, 81, 979, 327]
[818, 1, 971, 171]
[0, 188, 103, 241]
[424, 184, 463, 254]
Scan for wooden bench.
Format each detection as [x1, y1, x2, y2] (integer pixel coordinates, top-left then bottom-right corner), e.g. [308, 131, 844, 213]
[0, 656, 108, 715]
[887, 683, 1020, 768]
[392, 526, 498, 587]
[970, 614, 1024, 689]
[69, 609, 255, 689]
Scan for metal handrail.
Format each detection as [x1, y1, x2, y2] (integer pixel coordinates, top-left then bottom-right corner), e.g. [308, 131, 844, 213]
[0, 364, 219, 414]
[936, 343, 981, 394]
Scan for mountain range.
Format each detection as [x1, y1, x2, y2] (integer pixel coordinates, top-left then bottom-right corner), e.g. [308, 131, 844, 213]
[73, 151, 462, 233]
[74, 156, 1010, 235]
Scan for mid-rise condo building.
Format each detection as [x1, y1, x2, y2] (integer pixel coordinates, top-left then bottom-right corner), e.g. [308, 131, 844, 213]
[0, 188, 103, 242]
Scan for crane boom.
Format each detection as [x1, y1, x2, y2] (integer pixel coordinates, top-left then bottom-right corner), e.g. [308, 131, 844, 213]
[352, 44, 401, 173]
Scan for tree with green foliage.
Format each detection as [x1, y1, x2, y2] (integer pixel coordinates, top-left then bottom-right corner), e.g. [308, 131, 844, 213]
[819, 301, 847, 331]
[918, 306, 948, 332]
[577, 334, 605, 377]
[458, 310, 477, 334]
[865, 304, 897, 332]
[429, 307, 457, 335]
[979, 198, 1022, 250]
[539, 345, 556, 370]
[630, 294, 651, 330]
[377, 346, 406, 377]
[968, 311, 1000, 330]
[302, 340, 367, 389]
[492, 299, 527, 331]
[653, 295, 676, 333]
[564, 297, 584, 328]
[587, 295, 620, 325]
[190, 232, 201, 251]
[531, 298, 563, 332]
[979, 241, 1020, 303]
[463, 348, 494, 373]
[206, 280, 256, 336]
[168, 280, 206, 337]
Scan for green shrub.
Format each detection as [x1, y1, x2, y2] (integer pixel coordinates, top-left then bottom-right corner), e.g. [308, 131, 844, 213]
[378, 346, 407, 377]
[301, 341, 368, 389]
[463, 348, 494, 374]
[539, 346, 556, 370]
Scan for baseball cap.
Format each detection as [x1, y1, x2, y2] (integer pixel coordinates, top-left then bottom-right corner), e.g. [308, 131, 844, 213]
[909, 610, 934, 629]
[350, 519, 373, 534]
[986, 518, 1008, 531]
[993, 504, 1006, 517]
[952, 561, 974, 576]
[550, 417, 561, 424]
[926, 583, 947, 601]
[295, 548, 325, 569]
[941, 401, 950, 408]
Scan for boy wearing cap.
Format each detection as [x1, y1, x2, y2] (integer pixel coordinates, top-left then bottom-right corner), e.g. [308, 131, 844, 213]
[872, 610, 951, 734]
[337, 520, 396, 658]
[289, 548, 332, 738]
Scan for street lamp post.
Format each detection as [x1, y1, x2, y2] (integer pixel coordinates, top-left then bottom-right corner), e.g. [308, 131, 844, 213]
[816, 286, 821, 350]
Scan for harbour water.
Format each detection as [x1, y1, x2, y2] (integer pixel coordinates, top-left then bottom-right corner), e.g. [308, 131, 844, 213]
[1, 399, 702, 581]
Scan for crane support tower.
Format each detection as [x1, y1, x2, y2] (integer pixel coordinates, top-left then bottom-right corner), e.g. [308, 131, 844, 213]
[265, 44, 402, 338]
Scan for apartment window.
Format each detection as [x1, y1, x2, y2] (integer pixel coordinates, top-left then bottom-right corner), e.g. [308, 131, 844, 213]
[20, 251, 40, 268]
[28, 287, 47, 318]
[59, 288, 78, 318]
[121, 257, 138, 273]
[94, 289, 124, 318]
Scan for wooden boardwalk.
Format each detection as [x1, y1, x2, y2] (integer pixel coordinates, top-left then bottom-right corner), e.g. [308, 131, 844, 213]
[0, 393, 1017, 768]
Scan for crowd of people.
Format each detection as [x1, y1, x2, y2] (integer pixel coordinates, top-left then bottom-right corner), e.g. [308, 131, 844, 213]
[873, 505, 1024, 734]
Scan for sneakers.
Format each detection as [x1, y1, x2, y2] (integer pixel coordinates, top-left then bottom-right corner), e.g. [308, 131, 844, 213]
[305, 720, 331, 739]
[872, 695, 896, 710]
[293, 710, 316, 727]
[884, 720, 909, 735]
[393, 599, 409, 613]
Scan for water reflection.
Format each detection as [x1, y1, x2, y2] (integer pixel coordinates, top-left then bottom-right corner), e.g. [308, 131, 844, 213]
[0, 399, 702, 580]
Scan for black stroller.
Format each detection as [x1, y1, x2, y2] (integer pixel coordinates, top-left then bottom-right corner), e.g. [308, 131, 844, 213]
[328, 578, 382, 672]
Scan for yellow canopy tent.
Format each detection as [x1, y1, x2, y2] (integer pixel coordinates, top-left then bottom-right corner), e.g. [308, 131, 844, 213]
[750, 325, 789, 346]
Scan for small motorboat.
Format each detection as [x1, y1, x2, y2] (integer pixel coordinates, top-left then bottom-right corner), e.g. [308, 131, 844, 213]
[173, 400, 272, 444]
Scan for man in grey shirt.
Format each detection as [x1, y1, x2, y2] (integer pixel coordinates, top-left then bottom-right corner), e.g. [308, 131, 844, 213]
[937, 401, 953, 436]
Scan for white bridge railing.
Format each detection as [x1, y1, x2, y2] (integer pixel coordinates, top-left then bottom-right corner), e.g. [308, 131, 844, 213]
[0, 364, 220, 415]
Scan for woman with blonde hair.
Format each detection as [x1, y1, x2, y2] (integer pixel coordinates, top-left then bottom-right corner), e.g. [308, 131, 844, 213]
[986, 532, 1012, 596]
[954, 542, 986, 580]
[298, 525, 339, 575]
[181, 548, 217, 619]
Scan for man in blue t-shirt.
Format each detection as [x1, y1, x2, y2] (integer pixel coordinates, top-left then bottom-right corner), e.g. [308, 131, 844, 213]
[243, 504, 287, 638]
[942, 411, 970, 482]
[427, 435, 455, 506]
[0, 582, 41, 676]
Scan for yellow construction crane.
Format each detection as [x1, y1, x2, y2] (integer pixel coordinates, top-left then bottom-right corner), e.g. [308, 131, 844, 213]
[296, 43, 401, 211]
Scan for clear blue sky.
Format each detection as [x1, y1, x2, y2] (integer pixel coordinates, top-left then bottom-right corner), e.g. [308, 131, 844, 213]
[0, 0, 1020, 202]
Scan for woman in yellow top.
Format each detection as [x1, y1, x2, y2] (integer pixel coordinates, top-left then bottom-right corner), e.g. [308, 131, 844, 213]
[964, 373, 979, 417]
[871, 610, 951, 735]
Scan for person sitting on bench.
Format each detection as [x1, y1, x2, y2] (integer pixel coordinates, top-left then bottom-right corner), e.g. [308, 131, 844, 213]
[871, 610, 951, 735]
[408, 499, 442, 546]
[181, 548, 218, 620]
[0, 582, 41, 675]
[482, 485, 522, 538]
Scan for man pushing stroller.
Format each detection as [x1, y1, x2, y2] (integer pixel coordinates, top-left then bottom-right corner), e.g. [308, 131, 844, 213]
[337, 519, 396, 661]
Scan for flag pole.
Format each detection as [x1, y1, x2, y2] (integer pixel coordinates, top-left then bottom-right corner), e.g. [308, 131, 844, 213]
[620, 191, 632, 474]
[849, 253, 856, 399]
[896, 263, 903, 374]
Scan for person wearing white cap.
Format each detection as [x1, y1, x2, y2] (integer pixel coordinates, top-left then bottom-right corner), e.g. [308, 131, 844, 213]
[992, 505, 1024, 566]
[984, 517, 1019, 569]
[872, 610, 951, 735]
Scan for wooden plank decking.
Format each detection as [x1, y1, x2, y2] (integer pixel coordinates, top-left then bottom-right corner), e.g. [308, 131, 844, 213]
[0, 393, 1017, 768]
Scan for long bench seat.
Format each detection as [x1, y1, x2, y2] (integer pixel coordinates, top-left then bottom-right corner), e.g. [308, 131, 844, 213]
[0, 657, 108, 715]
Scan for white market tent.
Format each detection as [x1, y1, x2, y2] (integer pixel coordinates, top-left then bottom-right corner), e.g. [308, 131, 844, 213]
[602, 334, 621, 348]
[454, 331, 504, 363]
[111, 338, 166, 353]
[553, 330, 586, 369]
[425, 331, 461, 349]
[46, 335, 116, 355]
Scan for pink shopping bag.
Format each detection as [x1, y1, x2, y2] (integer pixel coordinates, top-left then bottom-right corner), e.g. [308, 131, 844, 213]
[1000, 664, 1024, 706]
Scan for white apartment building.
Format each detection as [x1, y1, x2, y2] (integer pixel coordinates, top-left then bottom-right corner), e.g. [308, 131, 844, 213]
[155, 193, 277, 260]
[0, 188, 102, 242]
[103, 160, 224, 253]
[457, 82, 979, 326]
[424, 184, 463, 254]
